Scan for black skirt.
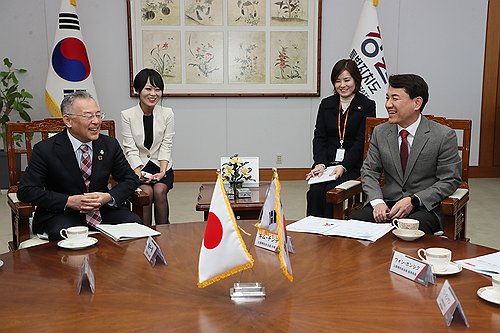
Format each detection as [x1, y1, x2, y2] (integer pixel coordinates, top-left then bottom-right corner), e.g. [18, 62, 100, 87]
[141, 160, 174, 190]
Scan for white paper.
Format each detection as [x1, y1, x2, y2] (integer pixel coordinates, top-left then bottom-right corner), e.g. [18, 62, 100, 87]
[307, 166, 338, 185]
[455, 251, 500, 276]
[96, 223, 161, 242]
[287, 216, 394, 242]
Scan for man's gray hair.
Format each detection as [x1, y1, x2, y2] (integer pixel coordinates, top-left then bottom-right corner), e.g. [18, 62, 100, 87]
[60, 91, 95, 115]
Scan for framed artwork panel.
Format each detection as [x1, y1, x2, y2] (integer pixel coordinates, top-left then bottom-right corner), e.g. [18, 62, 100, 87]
[127, 0, 322, 96]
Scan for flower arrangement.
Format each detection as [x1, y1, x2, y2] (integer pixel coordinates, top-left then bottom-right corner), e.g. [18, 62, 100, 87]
[221, 154, 255, 184]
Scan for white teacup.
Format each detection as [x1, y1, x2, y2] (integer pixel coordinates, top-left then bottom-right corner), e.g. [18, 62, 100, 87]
[392, 218, 420, 234]
[492, 274, 500, 296]
[60, 226, 89, 245]
[418, 247, 452, 272]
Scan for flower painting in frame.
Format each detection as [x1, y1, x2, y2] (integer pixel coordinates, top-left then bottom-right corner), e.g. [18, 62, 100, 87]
[127, 0, 321, 96]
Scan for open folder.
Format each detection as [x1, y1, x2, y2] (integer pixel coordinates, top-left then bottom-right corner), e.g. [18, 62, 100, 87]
[95, 223, 161, 242]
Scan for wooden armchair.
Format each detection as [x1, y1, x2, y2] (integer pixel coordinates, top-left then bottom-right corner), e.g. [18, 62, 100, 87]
[326, 116, 471, 240]
[6, 118, 149, 250]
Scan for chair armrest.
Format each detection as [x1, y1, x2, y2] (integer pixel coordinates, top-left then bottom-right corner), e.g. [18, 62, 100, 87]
[326, 180, 362, 205]
[440, 187, 469, 216]
[7, 193, 34, 219]
[130, 188, 150, 206]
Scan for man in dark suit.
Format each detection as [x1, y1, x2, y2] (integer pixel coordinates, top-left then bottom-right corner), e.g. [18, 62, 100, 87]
[17, 91, 141, 240]
[350, 74, 461, 234]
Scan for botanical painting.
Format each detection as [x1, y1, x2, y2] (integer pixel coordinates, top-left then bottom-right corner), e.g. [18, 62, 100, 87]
[227, 0, 266, 26]
[128, 0, 321, 96]
[142, 30, 182, 84]
[228, 31, 265, 84]
[271, 0, 308, 26]
[185, 31, 224, 83]
[270, 31, 307, 84]
[141, 0, 180, 26]
[185, 0, 223, 26]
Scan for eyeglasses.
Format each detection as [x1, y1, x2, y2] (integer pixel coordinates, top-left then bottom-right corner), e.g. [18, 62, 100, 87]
[65, 112, 105, 120]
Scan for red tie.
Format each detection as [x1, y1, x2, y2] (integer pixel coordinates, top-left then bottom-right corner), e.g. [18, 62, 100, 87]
[400, 130, 409, 174]
[80, 144, 102, 226]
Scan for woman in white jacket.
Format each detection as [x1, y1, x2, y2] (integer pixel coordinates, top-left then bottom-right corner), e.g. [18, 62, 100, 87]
[121, 69, 174, 225]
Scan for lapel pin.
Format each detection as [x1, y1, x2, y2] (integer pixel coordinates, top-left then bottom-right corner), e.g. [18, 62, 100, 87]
[98, 150, 104, 160]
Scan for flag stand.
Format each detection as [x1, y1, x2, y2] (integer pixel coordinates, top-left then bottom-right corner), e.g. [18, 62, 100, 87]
[230, 237, 266, 301]
[230, 282, 266, 300]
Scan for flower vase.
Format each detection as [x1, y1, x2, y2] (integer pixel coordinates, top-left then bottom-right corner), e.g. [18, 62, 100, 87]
[230, 181, 244, 198]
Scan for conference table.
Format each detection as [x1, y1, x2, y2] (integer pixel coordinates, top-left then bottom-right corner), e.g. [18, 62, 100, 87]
[0, 221, 499, 332]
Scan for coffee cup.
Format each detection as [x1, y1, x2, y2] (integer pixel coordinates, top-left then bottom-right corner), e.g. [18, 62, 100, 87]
[492, 274, 500, 296]
[418, 247, 452, 272]
[60, 226, 89, 245]
[392, 218, 419, 234]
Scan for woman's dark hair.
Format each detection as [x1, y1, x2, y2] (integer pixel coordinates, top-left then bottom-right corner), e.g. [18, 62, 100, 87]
[330, 59, 362, 94]
[388, 74, 429, 112]
[133, 68, 164, 93]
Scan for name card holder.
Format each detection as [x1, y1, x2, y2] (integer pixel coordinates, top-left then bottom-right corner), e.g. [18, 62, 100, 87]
[436, 280, 470, 327]
[390, 251, 435, 286]
[77, 256, 95, 294]
[144, 236, 167, 267]
[254, 227, 279, 252]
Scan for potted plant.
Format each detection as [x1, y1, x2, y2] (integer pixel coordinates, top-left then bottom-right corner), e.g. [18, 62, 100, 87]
[0, 57, 33, 148]
[0, 57, 33, 189]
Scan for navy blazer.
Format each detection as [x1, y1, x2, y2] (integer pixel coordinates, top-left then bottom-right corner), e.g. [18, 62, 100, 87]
[312, 92, 376, 173]
[17, 129, 140, 233]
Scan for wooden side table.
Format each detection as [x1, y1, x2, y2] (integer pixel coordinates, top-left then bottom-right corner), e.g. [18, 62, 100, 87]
[196, 182, 270, 220]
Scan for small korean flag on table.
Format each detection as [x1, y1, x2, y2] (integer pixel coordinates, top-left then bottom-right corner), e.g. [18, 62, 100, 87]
[198, 174, 254, 288]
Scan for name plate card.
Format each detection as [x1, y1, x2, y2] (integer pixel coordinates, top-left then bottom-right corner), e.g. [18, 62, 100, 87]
[77, 256, 95, 294]
[390, 251, 435, 286]
[144, 236, 167, 267]
[254, 228, 279, 252]
[436, 280, 470, 327]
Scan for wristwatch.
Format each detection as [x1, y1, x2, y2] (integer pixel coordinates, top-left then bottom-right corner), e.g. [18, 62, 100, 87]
[410, 195, 420, 207]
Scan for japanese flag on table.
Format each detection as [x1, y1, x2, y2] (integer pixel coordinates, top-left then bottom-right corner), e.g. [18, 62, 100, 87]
[45, 0, 98, 117]
[261, 170, 293, 282]
[349, 0, 388, 116]
[197, 175, 254, 288]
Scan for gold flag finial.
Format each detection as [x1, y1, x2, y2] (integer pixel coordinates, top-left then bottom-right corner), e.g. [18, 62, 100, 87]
[272, 168, 279, 180]
[70, 0, 77, 6]
[373, 0, 378, 6]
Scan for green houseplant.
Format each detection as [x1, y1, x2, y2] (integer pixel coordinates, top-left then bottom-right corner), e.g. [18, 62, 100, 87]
[0, 57, 33, 148]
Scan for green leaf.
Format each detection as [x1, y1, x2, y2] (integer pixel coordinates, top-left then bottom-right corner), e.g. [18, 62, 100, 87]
[19, 110, 31, 122]
[20, 90, 33, 99]
[3, 58, 12, 68]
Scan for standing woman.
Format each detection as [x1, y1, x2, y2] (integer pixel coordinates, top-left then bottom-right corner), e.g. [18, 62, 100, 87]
[306, 59, 375, 218]
[121, 69, 175, 225]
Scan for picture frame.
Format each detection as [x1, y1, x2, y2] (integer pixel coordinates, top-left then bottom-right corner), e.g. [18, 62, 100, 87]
[127, 0, 322, 97]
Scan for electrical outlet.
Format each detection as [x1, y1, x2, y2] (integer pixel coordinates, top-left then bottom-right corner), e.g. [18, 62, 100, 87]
[276, 154, 283, 164]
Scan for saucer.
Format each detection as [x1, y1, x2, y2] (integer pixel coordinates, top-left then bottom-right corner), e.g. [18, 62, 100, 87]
[57, 237, 98, 250]
[432, 262, 463, 275]
[477, 286, 500, 305]
[392, 229, 425, 241]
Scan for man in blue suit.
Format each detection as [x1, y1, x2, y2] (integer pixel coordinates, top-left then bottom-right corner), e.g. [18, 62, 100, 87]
[18, 91, 141, 240]
[350, 74, 461, 234]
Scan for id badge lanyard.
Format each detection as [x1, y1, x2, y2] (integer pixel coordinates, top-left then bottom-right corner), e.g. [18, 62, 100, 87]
[336, 103, 349, 162]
